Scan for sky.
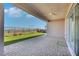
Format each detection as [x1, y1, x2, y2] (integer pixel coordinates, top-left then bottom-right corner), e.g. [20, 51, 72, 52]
[4, 3, 46, 30]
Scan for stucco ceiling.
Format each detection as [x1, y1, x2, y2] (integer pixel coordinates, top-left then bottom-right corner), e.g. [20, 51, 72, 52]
[14, 3, 71, 21]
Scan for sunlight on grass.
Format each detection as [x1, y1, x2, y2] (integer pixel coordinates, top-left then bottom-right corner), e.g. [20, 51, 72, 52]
[4, 32, 44, 45]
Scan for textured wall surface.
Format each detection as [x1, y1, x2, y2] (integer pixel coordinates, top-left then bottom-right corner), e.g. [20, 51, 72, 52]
[47, 19, 65, 38]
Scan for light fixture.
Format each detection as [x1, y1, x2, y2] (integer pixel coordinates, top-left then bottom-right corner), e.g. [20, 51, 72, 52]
[49, 9, 56, 16]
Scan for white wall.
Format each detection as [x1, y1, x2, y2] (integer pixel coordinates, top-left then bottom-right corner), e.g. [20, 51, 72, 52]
[47, 19, 65, 38]
[0, 3, 4, 56]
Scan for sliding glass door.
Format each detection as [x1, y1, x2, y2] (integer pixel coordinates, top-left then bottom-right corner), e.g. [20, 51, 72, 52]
[75, 4, 79, 55]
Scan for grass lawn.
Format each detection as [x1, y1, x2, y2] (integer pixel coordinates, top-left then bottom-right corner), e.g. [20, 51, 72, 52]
[4, 32, 44, 46]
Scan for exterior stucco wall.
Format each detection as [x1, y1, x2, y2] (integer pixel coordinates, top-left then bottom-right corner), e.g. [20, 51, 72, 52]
[0, 4, 4, 56]
[47, 19, 65, 38]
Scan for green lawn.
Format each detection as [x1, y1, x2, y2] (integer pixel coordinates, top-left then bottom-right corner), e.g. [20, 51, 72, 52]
[4, 32, 44, 45]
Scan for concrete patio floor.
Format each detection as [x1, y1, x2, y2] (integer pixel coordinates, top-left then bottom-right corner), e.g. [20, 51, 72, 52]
[4, 35, 71, 56]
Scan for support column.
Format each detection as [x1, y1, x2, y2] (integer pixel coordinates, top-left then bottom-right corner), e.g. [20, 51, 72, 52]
[0, 3, 4, 56]
[47, 19, 65, 38]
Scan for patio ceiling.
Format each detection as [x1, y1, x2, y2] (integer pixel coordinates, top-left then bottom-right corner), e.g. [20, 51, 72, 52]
[14, 3, 72, 21]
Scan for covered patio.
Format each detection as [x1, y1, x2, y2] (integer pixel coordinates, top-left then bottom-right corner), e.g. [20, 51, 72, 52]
[4, 35, 70, 56]
[0, 3, 79, 56]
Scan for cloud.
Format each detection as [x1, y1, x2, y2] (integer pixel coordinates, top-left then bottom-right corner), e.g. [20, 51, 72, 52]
[4, 7, 35, 18]
[4, 7, 23, 17]
[4, 9, 8, 13]
[26, 14, 34, 18]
